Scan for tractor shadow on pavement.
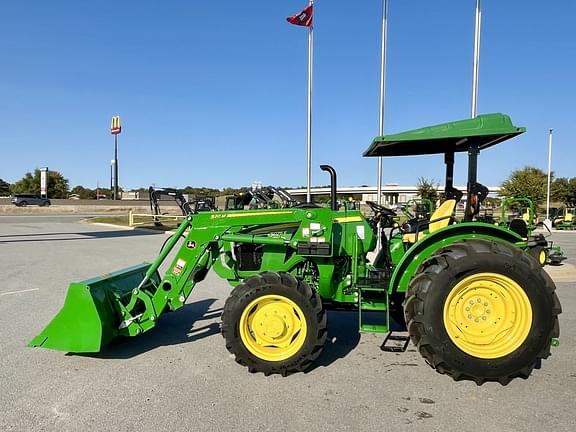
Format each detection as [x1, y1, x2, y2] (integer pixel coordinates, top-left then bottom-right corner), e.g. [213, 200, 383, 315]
[73, 299, 221, 359]
[307, 310, 361, 372]
[0, 229, 163, 244]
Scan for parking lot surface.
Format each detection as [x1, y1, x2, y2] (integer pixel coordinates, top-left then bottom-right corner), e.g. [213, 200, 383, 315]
[1, 215, 575, 431]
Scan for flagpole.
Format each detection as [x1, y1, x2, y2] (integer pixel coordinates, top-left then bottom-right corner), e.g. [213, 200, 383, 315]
[471, 0, 481, 118]
[306, 0, 314, 203]
[377, 0, 389, 206]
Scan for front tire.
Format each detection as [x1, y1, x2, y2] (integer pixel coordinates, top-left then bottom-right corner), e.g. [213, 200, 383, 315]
[222, 271, 327, 376]
[404, 239, 561, 385]
[529, 245, 548, 267]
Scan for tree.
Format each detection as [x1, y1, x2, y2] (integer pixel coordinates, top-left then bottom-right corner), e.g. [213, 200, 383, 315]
[11, 169, 69, 198]
[0, 179, 10, 196]
[220, 186, 250, 197]
[70, 185, 97, 200]
[182, 186, 220, 197]
[417, 177, 439, 203]
[551, 177, 576, 206]
[500, 166, 547, 205]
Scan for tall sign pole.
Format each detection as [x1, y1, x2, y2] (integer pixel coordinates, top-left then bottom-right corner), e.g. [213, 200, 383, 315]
[110, 160, 114, 193]
[545, 128, 553, 229]
[471, 0, 482, 118]
[377, 0, 389, 206]
[110, 116, 122, 200]
[40, 167, 48, 198]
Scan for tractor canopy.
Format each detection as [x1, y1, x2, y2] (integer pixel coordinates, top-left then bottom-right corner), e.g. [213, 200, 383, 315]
[363, 113, 525, 157]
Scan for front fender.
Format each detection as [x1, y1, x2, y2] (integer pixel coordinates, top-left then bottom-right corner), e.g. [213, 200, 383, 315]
[389, 223, 523, 294]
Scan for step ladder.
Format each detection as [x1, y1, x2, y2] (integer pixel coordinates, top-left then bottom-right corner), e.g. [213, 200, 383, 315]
[357, 277, 411, 352]
[357, 279, 389, 334]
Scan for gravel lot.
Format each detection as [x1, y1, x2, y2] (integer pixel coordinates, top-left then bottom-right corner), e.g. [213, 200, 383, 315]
[1, 215, 575, 432]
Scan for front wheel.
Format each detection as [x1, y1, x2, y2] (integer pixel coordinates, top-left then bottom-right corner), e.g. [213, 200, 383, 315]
[404, 239, 561, 385]
[222, 271, 327, 376]
[529, 245, 548, 267]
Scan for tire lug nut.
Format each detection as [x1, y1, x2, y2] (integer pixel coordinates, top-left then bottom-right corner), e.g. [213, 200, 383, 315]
[465, 307, 470, 311]
[475, 318, 480, 323]
[482, 316, 487, 321]
[468, 314, 472, 319]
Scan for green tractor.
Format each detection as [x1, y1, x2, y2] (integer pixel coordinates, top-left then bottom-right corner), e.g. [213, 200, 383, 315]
[499, 197, 566, 266]
[30, 114, 561, 385]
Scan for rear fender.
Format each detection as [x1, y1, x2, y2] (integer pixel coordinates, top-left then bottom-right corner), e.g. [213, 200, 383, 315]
[388, 223, 523, 294]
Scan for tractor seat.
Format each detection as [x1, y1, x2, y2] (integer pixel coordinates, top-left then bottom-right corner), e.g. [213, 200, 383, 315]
[403, 199, 456, 243]
[565, 213, 574, 223]
[508, 218, 528, 240]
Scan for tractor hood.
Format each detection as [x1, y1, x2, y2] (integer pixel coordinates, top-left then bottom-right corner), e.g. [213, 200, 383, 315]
[363, 113, 525, 157]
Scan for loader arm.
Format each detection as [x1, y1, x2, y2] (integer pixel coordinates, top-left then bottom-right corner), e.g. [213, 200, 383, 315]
[31, 206, 373, 353]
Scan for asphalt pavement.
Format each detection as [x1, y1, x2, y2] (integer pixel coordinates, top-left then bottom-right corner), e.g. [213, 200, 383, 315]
[1, 215, 575, 432]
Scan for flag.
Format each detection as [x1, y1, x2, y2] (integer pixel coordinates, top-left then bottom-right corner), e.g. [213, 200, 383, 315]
[286, 4, 313, 27]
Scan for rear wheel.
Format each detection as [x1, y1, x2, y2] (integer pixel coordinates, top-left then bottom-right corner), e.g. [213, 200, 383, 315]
[404, 239, 561, 385]
[222, 271, 327, 376]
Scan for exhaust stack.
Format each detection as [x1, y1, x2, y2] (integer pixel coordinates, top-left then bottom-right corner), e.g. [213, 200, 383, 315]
[320, 165, 337, 211]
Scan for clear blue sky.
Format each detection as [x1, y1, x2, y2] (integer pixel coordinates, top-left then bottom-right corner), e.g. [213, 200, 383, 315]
[1, 1, 574, 190]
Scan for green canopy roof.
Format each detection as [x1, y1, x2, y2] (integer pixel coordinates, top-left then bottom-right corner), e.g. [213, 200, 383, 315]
[363, 113, 525, 157]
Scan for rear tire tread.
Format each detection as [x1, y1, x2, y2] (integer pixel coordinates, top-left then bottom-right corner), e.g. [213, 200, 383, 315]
[404, 239, 561, 385]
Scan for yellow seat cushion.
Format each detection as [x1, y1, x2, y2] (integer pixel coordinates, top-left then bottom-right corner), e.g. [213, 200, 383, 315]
[403, 232, 427, 243]
[403, 199, 456, 243]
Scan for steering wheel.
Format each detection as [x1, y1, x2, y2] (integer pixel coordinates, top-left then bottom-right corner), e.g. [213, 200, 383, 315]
[365, 201, 397, 229]
[365, 201, 396, 218]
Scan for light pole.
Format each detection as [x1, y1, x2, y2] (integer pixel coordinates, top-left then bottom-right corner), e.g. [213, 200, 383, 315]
[471, 0, 481, 118]
[377, 0, 389, 207]
[545, 128, 553, 230]
[110, 116, 122, 200]
[464, 0, 481, 220]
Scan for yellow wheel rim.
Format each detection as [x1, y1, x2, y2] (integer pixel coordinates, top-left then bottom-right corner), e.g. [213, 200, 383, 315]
[539, 250, 547, 266]
[239, 295, 308, 362]
[443, 273, 532, 359]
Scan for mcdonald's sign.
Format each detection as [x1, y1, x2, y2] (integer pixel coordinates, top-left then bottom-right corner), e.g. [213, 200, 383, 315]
[111, 116, 122, 135]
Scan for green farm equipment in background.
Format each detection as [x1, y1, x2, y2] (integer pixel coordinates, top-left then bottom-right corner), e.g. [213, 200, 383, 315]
[223, 186, 299, 211]
[30, 114, 562, 385]
[554, 207, 576, 230]
[403, 198, 435, 221]
[499, 198, 566, 266]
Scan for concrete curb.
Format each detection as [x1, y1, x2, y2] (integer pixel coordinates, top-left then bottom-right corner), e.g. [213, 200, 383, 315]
[83, 219, 175, 235]
[88, 222, 136, 230]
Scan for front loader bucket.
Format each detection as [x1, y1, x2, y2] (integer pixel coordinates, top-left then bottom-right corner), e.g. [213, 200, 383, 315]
[29, 263, 159, 353]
